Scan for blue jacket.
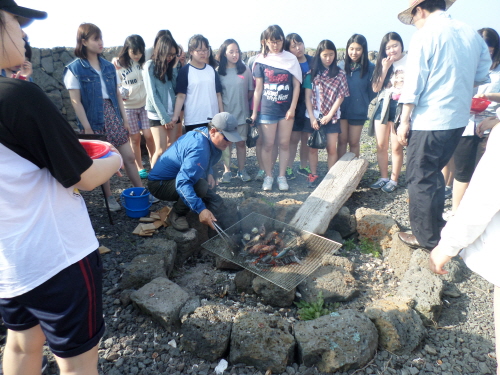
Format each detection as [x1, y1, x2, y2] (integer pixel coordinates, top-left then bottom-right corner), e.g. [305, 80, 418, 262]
[143, 60, 178, 125]
[64, 57, 121, 132]
[339, 61, 376, 121]
[148, 128, 222, 214]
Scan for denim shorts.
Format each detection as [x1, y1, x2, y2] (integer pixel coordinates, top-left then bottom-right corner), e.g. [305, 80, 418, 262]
[374, 99, 398, 122]
[258, 114, 287, 124]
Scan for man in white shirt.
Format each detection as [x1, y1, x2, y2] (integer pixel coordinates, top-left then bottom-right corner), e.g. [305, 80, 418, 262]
[395, 0, 491, 250]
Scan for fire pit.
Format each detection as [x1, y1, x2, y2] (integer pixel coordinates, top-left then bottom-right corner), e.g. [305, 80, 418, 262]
[202, 213, 342, 291]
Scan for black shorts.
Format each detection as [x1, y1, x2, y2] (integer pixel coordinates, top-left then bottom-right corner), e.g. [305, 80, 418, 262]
[303, 118, 341, 134]
[0, 250, 104, 358]
[292, 117, 306, 132]
[453, 135, 487, 183]
[341, 119, 366, 126]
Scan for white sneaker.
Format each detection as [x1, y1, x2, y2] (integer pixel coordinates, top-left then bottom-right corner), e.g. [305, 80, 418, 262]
[277, 176, 289, 191]
[262, 176, 273, 191]
[105, 196, 121, 212]
[221, 171, 232, 184]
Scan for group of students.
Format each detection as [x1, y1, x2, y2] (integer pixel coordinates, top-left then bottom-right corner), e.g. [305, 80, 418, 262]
[60, 23, 411, 199]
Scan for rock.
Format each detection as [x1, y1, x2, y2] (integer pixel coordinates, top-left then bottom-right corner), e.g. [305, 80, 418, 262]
[396, 266, 443, 325]
[179, 296, 201, 320]
[321, 255, 355, 273]
[130, 277, 189, 331]
[365, 297, 426, 354]
[440, 256, 468, 283]
[238, 197, 273, 221]
[136, 238, 177, 277]
[274, 199, 303, 224]
[252, 277, 295, 307]
[46, 90, 63, 111]
[32, 69, 60, 91]
[329, 206, 357, 238]
[355, 208, 400, 250]
[40, 48, 51, 57]
[59, 51, 74, 65]
[165, 227, 201, 267]
[234, 269, 256, 294]
[215, 256, 242, 271]
[31, 47, 40, 68]
[119, 289, 134, 306]
[215, 200, 239, 232]
[323, 229, 344, 244]
[230, 311, 295, 373]
[180, 304, 234, 361]
[297, 265, 359, 304]
[294, 310, 378, 373]
[41, 56, 54, 74]
[121, 254, 166, 290]
[385, 232, 414, 279]
[185, 210, 209, 244]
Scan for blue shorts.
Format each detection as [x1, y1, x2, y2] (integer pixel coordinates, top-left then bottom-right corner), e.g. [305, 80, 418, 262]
[259, 114, 287, 124]
[0, 250, 105, 358]
[374, 99, 398, 123]
[303, 118, 341, 134]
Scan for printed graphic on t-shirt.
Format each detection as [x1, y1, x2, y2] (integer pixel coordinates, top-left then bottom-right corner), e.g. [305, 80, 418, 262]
[263, 68, 291, 104]
[120, 64, 138, 86]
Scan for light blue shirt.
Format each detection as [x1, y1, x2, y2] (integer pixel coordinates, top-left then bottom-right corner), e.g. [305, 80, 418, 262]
[399, 11, 491, 131]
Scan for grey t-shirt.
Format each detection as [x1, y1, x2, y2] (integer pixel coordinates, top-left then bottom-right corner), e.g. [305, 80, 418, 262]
[219, 66, 253, 125]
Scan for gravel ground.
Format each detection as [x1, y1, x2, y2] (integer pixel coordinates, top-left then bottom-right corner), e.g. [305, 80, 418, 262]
[1, 127, 497, 375]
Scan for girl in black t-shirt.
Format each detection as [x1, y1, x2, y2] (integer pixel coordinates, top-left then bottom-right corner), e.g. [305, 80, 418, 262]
[250, 25, 302, 192]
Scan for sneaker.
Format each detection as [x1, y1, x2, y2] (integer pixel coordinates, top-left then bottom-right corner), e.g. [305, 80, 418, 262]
[370, 178, 389, 189]
[285, 166, 296, 180]
[42, 355, 48, 373]
[255, 169, 265, 181]
[277, 176, 289, 191]
[149, 194, 159, 204]
[138, 168, 148, 179]
[298, 166, 312, 177]
[444, 186, 452, 199]
[237, 169, 252, 182]
[307, 173, 320, 188]
[262, 176, 273, 191]
[105, 196, 121, 212]
[230, 163, 239, 172]
[381, 180, 397, 193]
[221, 171, 232, 184]
[168, 210, 189, 231]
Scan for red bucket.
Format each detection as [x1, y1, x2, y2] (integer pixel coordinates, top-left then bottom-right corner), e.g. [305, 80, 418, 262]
[79, 140, 111, 159]
[471, 97, 491, 113]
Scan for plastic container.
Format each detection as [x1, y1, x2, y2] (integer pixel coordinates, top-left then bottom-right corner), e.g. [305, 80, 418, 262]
[121, 187, 150, 211]
[471, 97, 491, 113]
[79, 140, 111, 159]
[123, 203, 152, 218]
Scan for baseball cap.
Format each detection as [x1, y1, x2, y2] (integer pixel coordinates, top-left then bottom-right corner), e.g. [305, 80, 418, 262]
[209, 112, 243, 143]
[0, 0, 47, 27]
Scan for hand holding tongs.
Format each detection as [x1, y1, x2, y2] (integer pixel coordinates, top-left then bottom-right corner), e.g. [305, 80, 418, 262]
[212, 221, 237, 256]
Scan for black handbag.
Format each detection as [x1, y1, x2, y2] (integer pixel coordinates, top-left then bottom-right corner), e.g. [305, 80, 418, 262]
[307, 126, 327, 149]
[246, 125, 259, 148]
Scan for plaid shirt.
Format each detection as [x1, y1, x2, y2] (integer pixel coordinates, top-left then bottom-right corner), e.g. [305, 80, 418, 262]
[312, 69, 349, 122]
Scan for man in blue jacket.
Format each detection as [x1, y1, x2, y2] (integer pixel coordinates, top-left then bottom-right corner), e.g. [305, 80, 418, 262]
[147, 113, 242, 231]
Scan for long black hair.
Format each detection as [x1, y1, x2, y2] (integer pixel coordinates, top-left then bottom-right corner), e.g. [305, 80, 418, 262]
[479, 27, 500, 70]
[372, 32, 404, 87]
[311, 40, 339, 79]
[151, 34, 178, 82]
[262, 25, 285, 57]
[117, 34, 145, 69]
[344, 34, 369, 78]
[217, 39, 246, 76]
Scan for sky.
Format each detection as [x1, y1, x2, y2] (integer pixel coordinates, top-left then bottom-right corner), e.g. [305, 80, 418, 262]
[20, 0, 500, 53]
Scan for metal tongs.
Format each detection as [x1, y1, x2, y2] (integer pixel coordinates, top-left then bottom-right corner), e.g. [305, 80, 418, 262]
[212, 221, 238, 256]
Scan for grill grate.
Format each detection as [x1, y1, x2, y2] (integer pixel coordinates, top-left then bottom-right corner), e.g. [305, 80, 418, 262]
[201, 212, 342, 291]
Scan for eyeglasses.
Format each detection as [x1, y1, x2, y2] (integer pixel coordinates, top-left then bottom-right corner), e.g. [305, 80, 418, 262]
[167, 53, 176, 59]
[194, 49, 209, 54]
[268, 39, 283, 46]
[218, 130, 229, 142]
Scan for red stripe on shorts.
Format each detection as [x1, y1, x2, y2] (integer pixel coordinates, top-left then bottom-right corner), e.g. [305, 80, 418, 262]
[78, 258, 95, 338]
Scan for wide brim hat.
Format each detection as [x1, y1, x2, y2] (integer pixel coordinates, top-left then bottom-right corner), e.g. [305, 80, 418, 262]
[209, 112, 243, 143]
[398, 0, 456, 25]
[0, 0, 47, 27]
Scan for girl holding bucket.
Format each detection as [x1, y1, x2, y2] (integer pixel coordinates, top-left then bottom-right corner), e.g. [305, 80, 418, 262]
[65, 23, 147, 211]
[0, 3, 122, 373]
